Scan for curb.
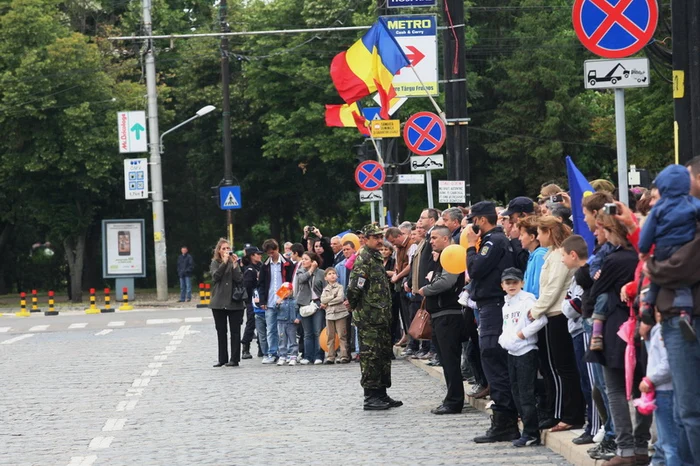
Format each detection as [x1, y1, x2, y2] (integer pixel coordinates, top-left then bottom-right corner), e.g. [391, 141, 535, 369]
[394, 347, 604, 466]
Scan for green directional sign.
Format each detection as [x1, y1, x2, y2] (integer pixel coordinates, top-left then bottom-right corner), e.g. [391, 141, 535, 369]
[130, 123, 145, 140]
[118, 111, 148, 153]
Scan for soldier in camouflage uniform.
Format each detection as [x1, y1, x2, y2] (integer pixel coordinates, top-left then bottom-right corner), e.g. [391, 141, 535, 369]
[347, 224, 403, 410]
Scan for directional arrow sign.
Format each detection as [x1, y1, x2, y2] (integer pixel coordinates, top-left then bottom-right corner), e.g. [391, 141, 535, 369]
[382, 15, 438, 97]
[130, 123, 145, 140]
[118, 111, 148, 153]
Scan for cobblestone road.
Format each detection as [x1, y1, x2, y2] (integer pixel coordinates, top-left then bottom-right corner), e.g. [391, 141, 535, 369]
[1, 313, 572, 465]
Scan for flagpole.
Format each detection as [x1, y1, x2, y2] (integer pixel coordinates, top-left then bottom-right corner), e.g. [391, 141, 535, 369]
[408, 64, 446, 122]
[367, 132, 386, 227]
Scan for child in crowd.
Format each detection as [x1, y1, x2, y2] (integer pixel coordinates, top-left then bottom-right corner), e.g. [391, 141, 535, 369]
[252, 289, 269, 358]
[276, 290, 300, 366]
[589, 218, 616, 351]
[561, 235, 598, 446]
[320, 268, 350, 364]
[641, 310, 679, 465]
[638, 164, 700, 340]
[498, 267, 548, 447]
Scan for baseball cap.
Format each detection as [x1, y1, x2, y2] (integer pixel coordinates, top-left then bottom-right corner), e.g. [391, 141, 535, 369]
[501, 197, 535, 217]
[466, 201, 497, 220]
[501, 267, 524, 282]
[244, 246, 263, 256]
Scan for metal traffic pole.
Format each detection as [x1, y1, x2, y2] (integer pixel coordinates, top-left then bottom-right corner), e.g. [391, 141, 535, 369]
[614, 88, 629, 206]
[425, 171, 434, 209]
[370, 202, 376, 224]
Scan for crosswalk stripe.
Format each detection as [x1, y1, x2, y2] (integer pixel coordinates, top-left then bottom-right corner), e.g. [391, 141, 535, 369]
[107, 321, 125, 327]
[29, 325, 49, 332]
[67, 456, 97, 466]
[68, 323, 88, 329]
[95, 329, 112, 336]
[1, 334, 34, 345]
[0, 327, 10, 333]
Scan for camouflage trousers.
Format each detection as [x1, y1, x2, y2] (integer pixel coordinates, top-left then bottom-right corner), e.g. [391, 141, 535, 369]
[357, 323, 392, 390]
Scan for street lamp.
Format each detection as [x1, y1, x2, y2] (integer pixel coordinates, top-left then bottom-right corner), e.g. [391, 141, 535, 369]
[151, 104, 216, 302]
[160, 105, 216, 153]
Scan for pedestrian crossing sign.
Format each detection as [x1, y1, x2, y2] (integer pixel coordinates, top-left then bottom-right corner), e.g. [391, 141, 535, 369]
[219, 186, 242, 210]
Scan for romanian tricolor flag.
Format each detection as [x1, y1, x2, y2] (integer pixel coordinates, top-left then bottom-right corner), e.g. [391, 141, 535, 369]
[330, 19, 409, 120]
[324, 103, 370, 136]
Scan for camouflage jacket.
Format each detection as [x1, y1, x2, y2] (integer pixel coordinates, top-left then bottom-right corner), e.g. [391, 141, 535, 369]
[347, 245, 392, 326]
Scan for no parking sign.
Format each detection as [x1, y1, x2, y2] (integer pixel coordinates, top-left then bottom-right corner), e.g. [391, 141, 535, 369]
[572, 0, 658, 58]
[403, 112, 445, 156]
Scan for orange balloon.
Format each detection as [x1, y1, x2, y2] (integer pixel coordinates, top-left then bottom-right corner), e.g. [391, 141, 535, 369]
[342, 233, 361, 251]
[459, 228, 470, 249]
[319, 327, 340, 352]
[440, 244, 467, 274]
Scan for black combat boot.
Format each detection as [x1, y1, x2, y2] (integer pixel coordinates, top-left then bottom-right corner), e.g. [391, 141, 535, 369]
[241, 342, 252, 359]
[378, 388, 403, 408]
[363, 389, 390, 411]
[473, 411, 520, 443]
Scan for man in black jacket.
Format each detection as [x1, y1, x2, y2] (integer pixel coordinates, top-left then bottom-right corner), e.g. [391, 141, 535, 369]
[258, 239, 296, 363]
[417, 226, 466, 414]
[466, 201, 520, 443]
[177, 246, 194, 302]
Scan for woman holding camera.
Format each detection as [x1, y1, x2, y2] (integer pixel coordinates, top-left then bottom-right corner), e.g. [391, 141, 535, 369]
[209, 238, 246, 367]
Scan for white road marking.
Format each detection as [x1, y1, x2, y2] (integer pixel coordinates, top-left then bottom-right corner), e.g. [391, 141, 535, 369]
[147, 318, 182, 325]
[153, 355, 167, 361]
[67, 456, 97, 466]
[131, 378, 150, 388]
[126, 388, 144, 397]
[164, 345, 177, 351]
[0, 327, 11, 333]
[29, 325, 49, 332]
[116, 399, 138, 412]
[102, 418, 126, 432]
[1, 334, 34, 345]
[148, 362, 163, 369]
[141, 369, 158, 377]
[107, 321, 125, 327]
[95, 329, 112, 336]
[88, 437, 113, 450]
[68, 323, 88, 329]
[184, 317, 202, 323]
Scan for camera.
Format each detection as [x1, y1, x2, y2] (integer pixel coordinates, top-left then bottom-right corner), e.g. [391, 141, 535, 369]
[603, 203, 617, 215]
[229, 251, 234, 256]
[550, 194, 563, 203]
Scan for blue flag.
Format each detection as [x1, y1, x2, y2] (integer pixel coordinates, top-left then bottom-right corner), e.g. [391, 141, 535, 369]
[566, 156, 596, 255]
[386, 210, 393, 227]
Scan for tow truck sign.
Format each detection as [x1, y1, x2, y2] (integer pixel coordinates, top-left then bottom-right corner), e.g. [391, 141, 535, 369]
[584, 58, 649, 90]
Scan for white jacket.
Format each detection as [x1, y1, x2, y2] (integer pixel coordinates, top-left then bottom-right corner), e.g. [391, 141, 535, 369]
[561, 275, 584, 337]
[499, 290, 549, 356]
[530, 248, 574, 319]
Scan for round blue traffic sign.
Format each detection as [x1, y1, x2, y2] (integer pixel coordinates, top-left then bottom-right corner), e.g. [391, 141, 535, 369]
[572, 0, 658, 59]
[403, 112, 445, 156]
[355, 160, 385, 191]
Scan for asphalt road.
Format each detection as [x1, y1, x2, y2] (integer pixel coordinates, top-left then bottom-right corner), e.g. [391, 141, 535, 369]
[1, 308, 572, 465]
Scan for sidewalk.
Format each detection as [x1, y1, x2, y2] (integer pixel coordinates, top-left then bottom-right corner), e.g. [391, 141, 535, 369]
[394, 347, 606, 466]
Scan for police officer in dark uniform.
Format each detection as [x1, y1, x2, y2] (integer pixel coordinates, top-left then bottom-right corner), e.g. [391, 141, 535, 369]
[501, 196, 535, 272]
[347, 224, 403, 411]
[465, 201, 520, 443]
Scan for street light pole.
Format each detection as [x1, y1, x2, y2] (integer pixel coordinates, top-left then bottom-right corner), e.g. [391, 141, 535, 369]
[160, 105, 216, 153]
[142, 0, 168, 301]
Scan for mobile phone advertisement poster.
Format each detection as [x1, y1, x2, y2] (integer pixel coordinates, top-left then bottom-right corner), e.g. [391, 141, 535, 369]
[102, 219, 146, 278]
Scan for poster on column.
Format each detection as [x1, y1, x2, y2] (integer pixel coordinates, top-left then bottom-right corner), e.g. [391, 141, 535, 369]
[102, 219, 146, 278]
[381, 15, 438, 97]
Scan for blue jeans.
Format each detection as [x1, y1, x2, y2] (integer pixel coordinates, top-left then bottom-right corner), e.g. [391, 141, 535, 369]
[662, 316, 700, 465]
[265, 308, 279, 357]
[278, 320, 298, 359]
[254, 313, 268, 356]
[179, 276, 192, 300]
[301, 305, 326, 361]
[583, 319, 615, 439]
[655, 390, 681, 466]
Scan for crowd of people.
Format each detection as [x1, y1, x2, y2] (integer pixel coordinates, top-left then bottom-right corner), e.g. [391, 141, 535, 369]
[206, 156, 700, 466]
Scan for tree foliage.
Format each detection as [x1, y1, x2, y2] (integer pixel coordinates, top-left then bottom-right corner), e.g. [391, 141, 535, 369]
[0, 0, 675, 297]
